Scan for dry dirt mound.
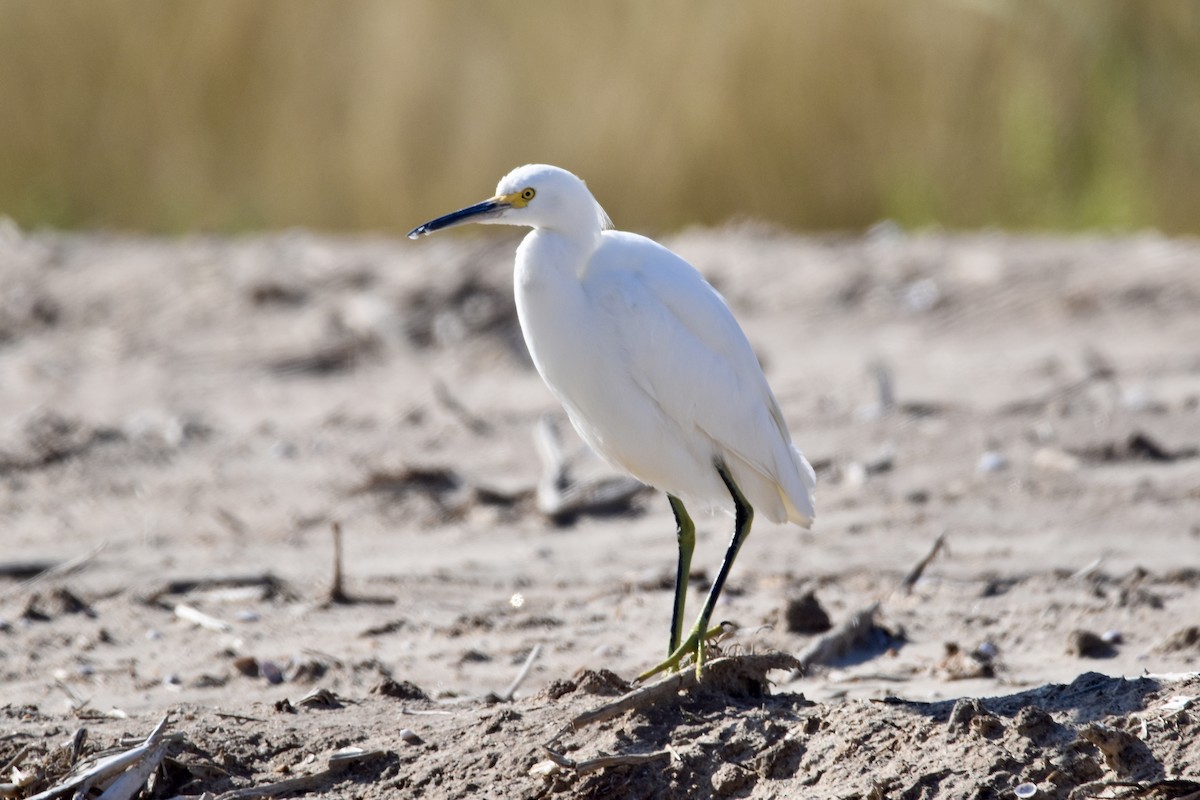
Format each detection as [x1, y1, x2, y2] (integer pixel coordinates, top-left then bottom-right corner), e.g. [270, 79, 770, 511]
[2, 664, 1198, 799]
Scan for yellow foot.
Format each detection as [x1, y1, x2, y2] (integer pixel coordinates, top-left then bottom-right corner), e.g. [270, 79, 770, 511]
[636, 623, 728, 683]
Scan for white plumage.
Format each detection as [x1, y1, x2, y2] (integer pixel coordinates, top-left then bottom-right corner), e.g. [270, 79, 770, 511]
[516, 226, 815, 526]
[409, 163, 816, 678]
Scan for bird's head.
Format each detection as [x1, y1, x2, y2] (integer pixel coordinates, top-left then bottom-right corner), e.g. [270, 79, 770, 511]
[408, 164, 612, 240]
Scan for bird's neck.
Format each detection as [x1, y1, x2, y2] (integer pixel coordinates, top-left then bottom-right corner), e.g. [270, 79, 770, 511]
[517, 228, 600, 281]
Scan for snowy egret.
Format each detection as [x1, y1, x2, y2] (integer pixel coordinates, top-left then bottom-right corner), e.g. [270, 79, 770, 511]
[408, 164, 815, 679]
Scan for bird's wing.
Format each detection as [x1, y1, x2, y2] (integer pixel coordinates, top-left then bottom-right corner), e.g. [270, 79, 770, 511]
[587, 232, 805, 508]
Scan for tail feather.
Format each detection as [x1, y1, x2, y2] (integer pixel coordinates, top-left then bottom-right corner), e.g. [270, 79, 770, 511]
[780, 445, 816, 528]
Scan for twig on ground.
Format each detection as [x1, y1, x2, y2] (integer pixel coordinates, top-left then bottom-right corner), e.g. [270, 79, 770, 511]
[897, 531, 946, 595]
[140, 573, 294, 606]
[541, 747, 671, 775]
[870, 359, 895, 414]
[320, 523, 393, 607]
[74, 708, 128, 722]
[68, 728, 88, 765]
[213, 712, 267, 723]
[174, 604, 233, 632]
[96, 741, 168, 800]
[0, 544, 106, 604]
[495, 645, 542, 703]
[54, 679, 90, 714]
[399, 706, 454, 717]
[0, 560, 60, 580]
[327, 522, 348, 604]
[1071, 556, 1105, 581]
[0, 744, 30, 775]
[434, 379, 491, 435]
[215, 771, 332, 800]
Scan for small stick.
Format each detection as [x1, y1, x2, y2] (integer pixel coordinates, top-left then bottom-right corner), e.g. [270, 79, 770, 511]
[328, 522, 348, 604]
[321, 524, 393, 607]
[213, 712, 266, 723]
[434, 379, 491, 435]
[1070, 556, 1105, 581]
[141, 573, 292, 606]
[54, 679, 90, 713]
[116, 732, 183, 748]
[327, 748, 387, 767]
[96, 741, 168, 800]
[174, 604, 233, 632]
[0, 744, 30, 777]
[399, 707, 454, 717]
[870, 359, 895, 414]
[69, 728, 88, 765]
[0, 560, 60, 579]
[496, 645, 542, 702]
[898, 531, 946, 595]
[215, 771, 335, 800]
[542, 747, 671, 775]
[0, 544, 106, 603]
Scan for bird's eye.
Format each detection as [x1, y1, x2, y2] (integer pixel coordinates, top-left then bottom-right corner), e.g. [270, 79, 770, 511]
[521, 188, 535, 201]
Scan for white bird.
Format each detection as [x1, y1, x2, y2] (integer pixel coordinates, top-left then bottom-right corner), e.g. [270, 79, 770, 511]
[409, 164, 815, 679]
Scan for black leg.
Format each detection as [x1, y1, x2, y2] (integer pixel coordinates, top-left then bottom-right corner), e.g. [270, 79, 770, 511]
[633, 462, 753, 681]
[693, 460, 754, 667]
[667, 494, 695, 656]
[637, 460, 755, 682]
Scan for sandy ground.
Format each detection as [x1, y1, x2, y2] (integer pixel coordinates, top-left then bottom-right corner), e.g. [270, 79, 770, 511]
[1, 221, 1199, 799]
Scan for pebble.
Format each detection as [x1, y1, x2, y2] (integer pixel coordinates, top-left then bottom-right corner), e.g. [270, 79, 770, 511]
[1033, 447, 1080, 473]
[977, 451, 1008, 473]
[783, 591, 832, 634]
[974, 641, 999, 660]
[259, 660, 285, 684]
[904, 278, 941, 312]
[1067, 629, 1115, 658]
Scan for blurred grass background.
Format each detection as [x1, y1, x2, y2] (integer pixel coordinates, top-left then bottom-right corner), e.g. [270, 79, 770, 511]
[1, 0, 1198, 235]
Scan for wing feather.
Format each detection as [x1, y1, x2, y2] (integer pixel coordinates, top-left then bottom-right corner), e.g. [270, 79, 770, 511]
[585, 232, 814, 524]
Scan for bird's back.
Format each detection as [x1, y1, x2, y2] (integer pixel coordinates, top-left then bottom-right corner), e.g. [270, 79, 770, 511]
[552, 231, 815, 526]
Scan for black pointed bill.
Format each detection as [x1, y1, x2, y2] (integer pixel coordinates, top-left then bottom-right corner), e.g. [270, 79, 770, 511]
[407, 196, 511, 239]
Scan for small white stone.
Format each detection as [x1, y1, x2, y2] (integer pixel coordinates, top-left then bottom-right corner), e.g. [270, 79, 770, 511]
[977, 451, 1008, 473]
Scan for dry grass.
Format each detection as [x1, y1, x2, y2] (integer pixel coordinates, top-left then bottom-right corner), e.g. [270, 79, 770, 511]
[1, 1, 1198, 234]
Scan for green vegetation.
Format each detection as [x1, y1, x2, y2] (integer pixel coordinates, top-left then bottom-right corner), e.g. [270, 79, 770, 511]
[1, 1, 1197, 234]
